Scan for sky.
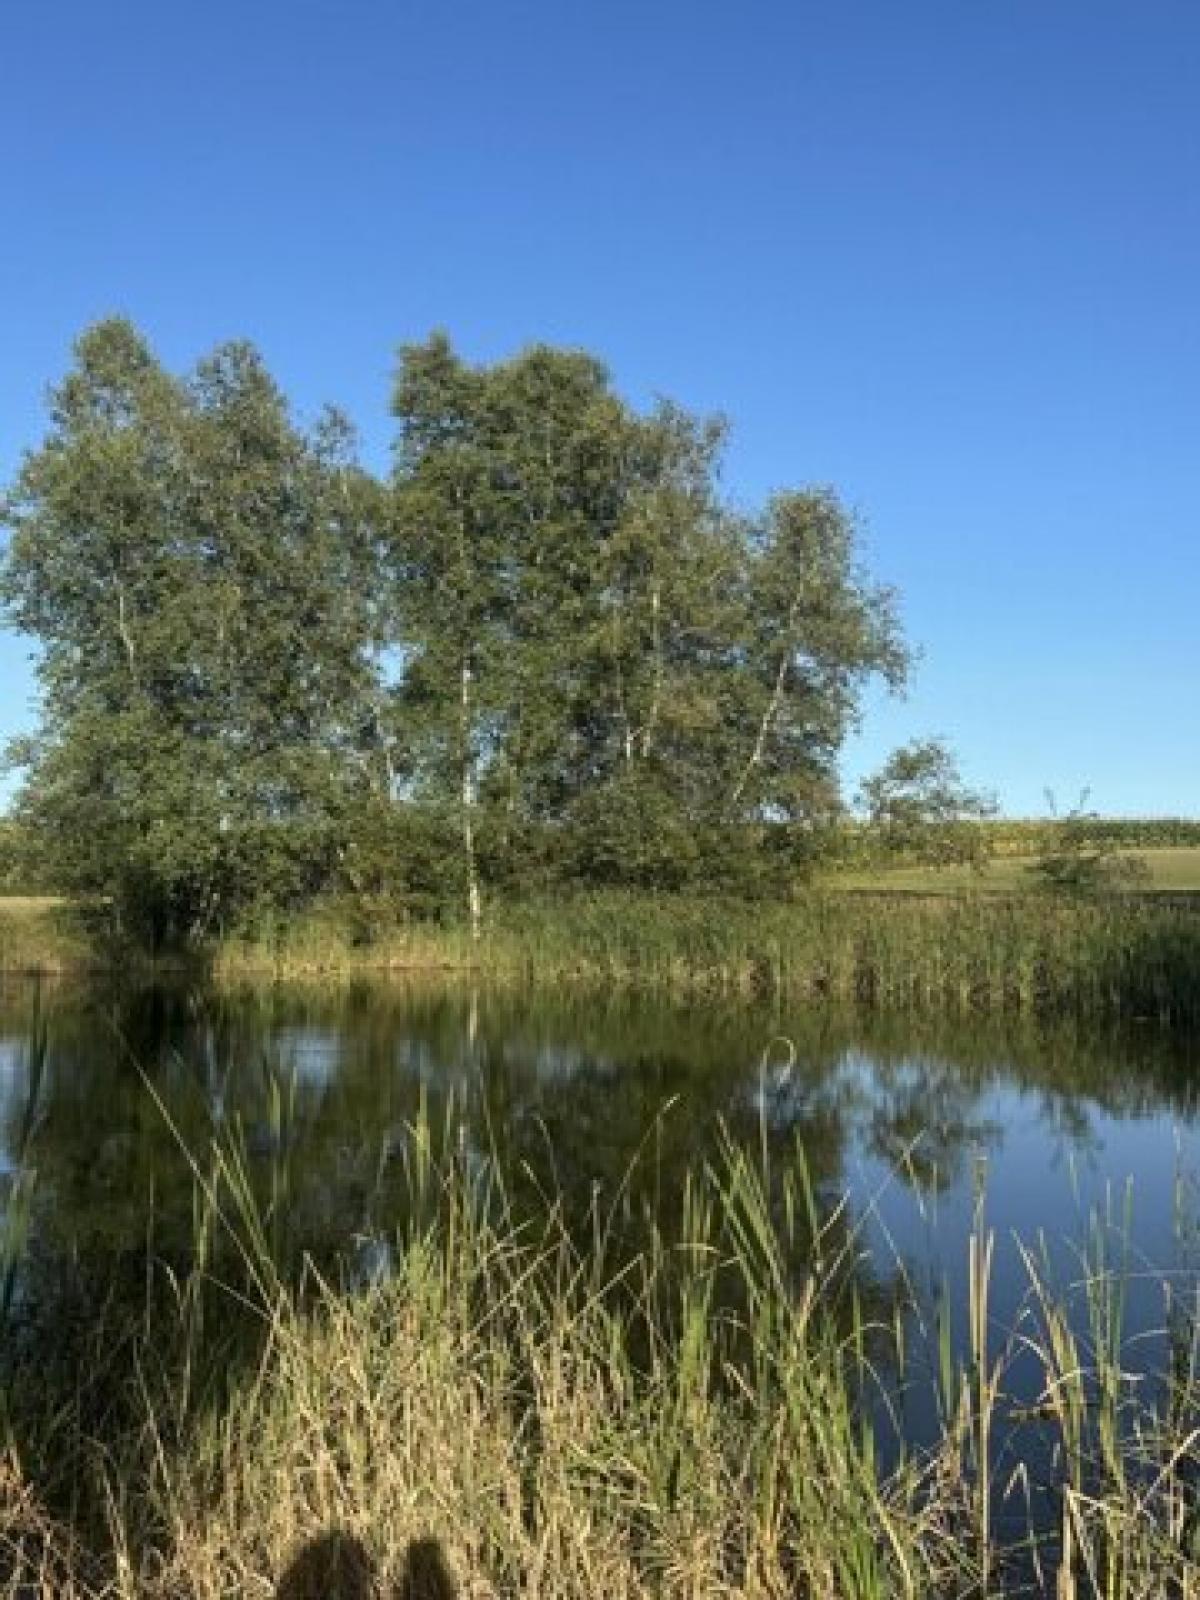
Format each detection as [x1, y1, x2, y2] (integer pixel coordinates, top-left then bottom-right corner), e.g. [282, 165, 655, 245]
[2, 0, 1198, 817]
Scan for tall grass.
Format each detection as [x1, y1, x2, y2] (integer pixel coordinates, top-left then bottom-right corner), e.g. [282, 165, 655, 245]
[213, 891, 1200, 1026]
[2, 1098, 1196, 1597]
[0, 898, 94, 976]
[6, 889, 1200, 1027]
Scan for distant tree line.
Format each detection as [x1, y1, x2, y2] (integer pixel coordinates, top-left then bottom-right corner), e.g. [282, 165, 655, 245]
[973, 817, 1200, 853]
[2, 320, 993, 945]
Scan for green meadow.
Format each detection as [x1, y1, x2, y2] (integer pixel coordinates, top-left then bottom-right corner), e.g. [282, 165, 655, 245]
[831, 845, 1200, 894]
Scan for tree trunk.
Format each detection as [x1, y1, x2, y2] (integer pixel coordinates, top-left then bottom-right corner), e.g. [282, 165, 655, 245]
[612, 609, 634, 763]
[116, 586, 138, 685]
[730, 604, 799, 812]
[460, 653, 482, 942]
[641, 583, 662, 756]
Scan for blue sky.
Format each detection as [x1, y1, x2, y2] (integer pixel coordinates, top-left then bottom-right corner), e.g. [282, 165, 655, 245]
[3, 1, 1198, 816]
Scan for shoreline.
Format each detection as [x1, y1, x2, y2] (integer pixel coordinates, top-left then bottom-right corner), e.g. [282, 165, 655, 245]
[3, 889, 1200, 1024]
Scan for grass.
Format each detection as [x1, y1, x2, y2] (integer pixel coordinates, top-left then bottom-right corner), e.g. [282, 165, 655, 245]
[832, 846, 1200, 895]
[5, 884, 1200, 1028]
[0, 896, 95, 974]
[214, 891, 1200, 1026]
[1, 1100, 1196, 1598]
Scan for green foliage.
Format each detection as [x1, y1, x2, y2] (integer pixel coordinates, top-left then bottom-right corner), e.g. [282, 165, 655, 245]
[336, 796, 463, 924]
[1, 321, 383, 946]
[857, 737, 997, 868]
[387, 336, 907, 916]
[4, 321, 911, 944]
[0, 819, 37, 892]
[984, 815, 1200, 854]
[9, 320, 1197, 950]
[558, 766, 705, 890]
[1032, 792, 1151, 896]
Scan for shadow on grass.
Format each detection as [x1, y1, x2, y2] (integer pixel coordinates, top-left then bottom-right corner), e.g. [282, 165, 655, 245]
[275, 1530, 457, 1599]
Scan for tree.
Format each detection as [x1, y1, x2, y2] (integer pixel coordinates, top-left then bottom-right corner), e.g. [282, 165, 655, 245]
[727, 490, 908, 823]
[857, 738, 996, 868]
[390, 336, 910, 908]
[1, 320, 382, 944]
[387, 334, 516, 939]
[388, 337, 735, 915]
[4, 322, 917, 940]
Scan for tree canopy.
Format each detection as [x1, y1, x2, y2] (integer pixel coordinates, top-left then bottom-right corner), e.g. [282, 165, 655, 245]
[2, 320, 913, 942]
[857, 738, 997, 868]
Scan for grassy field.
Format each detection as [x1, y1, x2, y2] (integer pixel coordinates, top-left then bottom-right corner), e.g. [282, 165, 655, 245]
[831, 845, 1200, 894]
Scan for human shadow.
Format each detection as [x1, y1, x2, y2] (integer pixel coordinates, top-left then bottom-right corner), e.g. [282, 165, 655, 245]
[396, 1537, 458, 1600]
[274, 1530, 457, 1600]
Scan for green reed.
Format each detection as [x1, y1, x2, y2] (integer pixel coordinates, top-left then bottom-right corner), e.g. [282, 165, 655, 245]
[211, 890, 1200, 1027]
[6, 887, 1200, 1028]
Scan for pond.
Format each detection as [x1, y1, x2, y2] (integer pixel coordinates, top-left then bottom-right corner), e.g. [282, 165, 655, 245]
[2, 975, 1198, 1536]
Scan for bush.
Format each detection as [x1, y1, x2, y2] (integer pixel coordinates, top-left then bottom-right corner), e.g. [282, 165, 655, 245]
[1031, 794, 1151, 896]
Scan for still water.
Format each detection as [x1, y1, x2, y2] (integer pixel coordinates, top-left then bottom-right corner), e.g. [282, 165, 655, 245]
[2, 976, 1198, 1455]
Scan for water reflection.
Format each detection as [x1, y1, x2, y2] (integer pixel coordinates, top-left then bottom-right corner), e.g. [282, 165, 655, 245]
[1, 977, 1198, 1373]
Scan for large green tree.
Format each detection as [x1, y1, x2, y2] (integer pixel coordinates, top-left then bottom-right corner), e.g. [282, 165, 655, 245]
[389, 336, 908, 904]
[1, 320, 382, 943]
[3, 321, 914, 942]
[388, 336, 743, 912]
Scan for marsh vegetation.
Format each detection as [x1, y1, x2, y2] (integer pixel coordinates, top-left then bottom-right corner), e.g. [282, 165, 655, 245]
[1, 981, 1199, 1594]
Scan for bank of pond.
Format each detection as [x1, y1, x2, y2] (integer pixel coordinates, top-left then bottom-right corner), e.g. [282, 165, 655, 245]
[4, 889, 1200, 1030]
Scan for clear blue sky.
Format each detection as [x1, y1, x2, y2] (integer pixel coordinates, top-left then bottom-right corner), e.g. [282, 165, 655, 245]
[3, 1, 1198, 816]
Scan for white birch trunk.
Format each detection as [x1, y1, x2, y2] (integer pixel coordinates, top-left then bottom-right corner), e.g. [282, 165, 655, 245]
[117, 587, 138, 685]
[640, 583, 662, 756]
[460, 653, 482, 942]
[730, 604, 799, 812]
